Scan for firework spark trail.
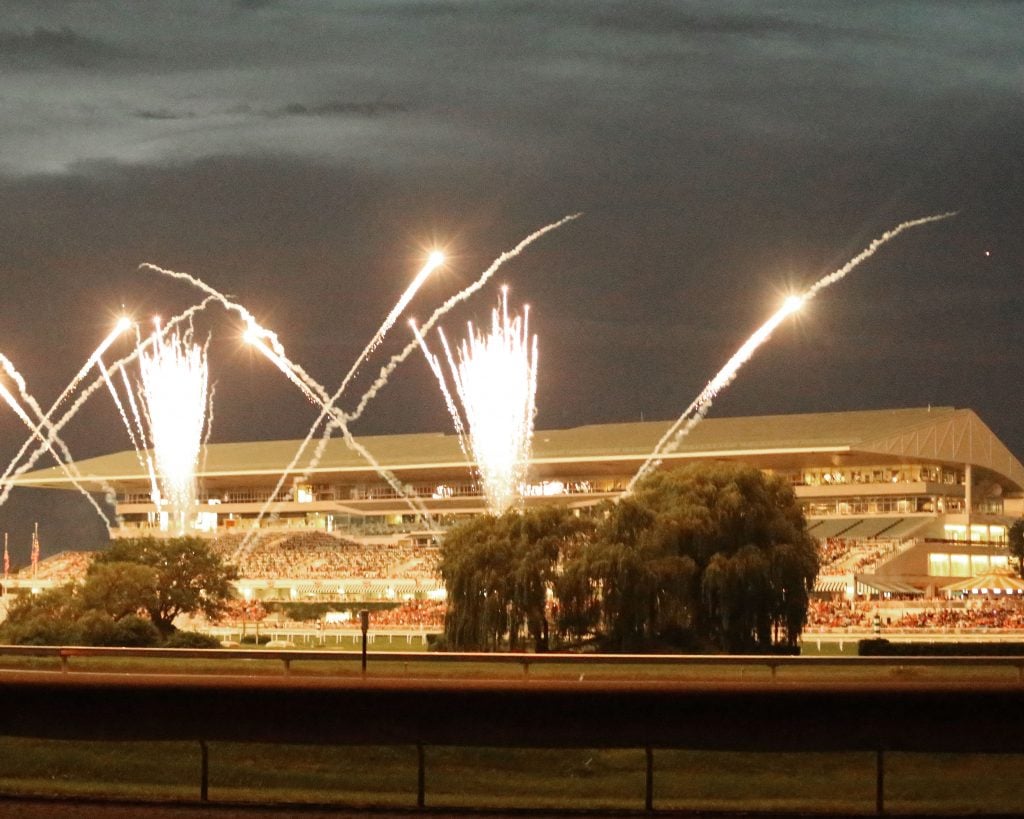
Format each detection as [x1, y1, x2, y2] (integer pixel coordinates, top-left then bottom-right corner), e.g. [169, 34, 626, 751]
[99, 357, 152, 482]
[302, 249, 446, 452]
[411, 322, 469, 451]
[140, 263, 329, 405]
[625, 211, 958, 495]
[339, 214, 579, 432]
[239, 215, 579, 550]
[0, 298, 217, 511]
[47, 318, 132, 416]
[0, 333, 133, 524]
[0, 362, 114, 526]
[136, 263, 429, 546]
[118, 362, 161, 503]
[416, 288, 538, 514]
[359, 250, 445, 365]
[201, 381, 217, 476]
[138, 323, 210, 534]
[237, 334, 433, 559]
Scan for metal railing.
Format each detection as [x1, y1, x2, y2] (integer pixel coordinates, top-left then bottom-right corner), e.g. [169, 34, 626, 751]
[3, 643, 1024, 682]
[2, 646, 1024, 813]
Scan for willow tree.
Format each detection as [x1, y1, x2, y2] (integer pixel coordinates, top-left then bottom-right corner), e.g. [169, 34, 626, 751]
[556, 462, 818, 653]
[441, 506, 591, 651]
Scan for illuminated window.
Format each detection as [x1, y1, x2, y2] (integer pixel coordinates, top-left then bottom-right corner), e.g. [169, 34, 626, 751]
[928, 554, 951, 576]
[944, 524, 966, 542]
[991, 555, 1010, 571]
[194, 511, 218, 532]
[971, 555, 990, 575]
[296, 485, 314, 503]
[950, 554, 970, 576]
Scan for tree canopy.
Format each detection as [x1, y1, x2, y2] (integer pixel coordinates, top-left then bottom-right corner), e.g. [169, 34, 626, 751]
[91, 536, 238, 636]
[441, 463, 819, 653]
[0, 536, 238, 645]
[441, 506, 592, 651]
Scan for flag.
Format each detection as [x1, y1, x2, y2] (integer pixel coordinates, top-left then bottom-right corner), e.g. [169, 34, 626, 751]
[30, 523, 39, 577]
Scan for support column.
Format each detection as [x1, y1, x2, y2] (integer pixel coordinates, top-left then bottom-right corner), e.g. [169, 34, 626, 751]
[965, 464, 973, 544]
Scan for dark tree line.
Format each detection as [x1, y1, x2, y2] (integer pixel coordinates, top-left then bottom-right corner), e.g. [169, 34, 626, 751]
[441, 463, 819, 654]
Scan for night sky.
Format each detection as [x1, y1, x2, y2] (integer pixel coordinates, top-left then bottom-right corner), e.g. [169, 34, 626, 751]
[1, 2, 1021, 560]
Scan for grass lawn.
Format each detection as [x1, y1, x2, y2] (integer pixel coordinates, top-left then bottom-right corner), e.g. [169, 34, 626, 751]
[0, 738, 1022, 813]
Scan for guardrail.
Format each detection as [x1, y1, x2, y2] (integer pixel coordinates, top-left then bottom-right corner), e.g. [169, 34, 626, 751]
[3, 644, 1024, 682]
[0, 666, 1023, 814]
[2, 646, 1024, 813]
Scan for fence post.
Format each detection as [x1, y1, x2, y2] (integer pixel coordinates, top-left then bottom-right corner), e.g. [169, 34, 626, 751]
[645, 746, 654, 811]
[199, 739, 209, 802]
[876, 747, 884, 815]
[417, 742, 426, 808]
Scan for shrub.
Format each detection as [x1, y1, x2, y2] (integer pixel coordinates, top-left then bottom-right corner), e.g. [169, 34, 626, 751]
[163, 630, 222, 649]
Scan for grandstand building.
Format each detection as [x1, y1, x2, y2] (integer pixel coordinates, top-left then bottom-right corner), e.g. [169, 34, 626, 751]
[10, 406, 1024, 599]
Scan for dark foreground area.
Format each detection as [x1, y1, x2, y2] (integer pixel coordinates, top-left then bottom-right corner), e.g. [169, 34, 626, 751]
[1, 670, 1023, 814]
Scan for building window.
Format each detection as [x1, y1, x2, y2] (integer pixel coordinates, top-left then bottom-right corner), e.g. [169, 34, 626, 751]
[928, 554, 951, 576]
[950, 554, 970, 576]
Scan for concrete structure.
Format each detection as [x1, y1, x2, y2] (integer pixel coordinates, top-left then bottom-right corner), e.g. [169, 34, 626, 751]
[11, 406, 1024, 595]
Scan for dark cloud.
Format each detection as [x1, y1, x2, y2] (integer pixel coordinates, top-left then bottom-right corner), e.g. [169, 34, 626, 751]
[133, 109, 196, 121]
[276, 100, 408, 118]
[0, 1, 1021, 553]
[0, 26, 128, 68]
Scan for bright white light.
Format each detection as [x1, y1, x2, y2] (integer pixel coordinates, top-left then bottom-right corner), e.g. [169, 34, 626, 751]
[783, 294, 805, 314]
[138, 324, 209, 535]
[418, 289, 538, 514]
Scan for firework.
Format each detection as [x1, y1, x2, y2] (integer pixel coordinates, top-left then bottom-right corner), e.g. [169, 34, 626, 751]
[625, 212, 956, 493]
[417, 287, 538, 514]
[137, 321, 210, 533]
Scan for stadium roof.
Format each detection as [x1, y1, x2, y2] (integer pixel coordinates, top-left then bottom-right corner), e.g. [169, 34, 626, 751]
[11, 406, 1024, 493]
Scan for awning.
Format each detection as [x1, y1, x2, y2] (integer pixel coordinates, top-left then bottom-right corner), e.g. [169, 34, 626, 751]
[942, 572, 1024, 596]
[855, 575, 924, 595]
[814, 577, 850, 593]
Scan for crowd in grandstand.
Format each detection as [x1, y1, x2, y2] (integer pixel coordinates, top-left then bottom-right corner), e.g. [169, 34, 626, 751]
[13, 550, 94, 582]
[806, 598, 1024, 631]
[211, 531, 441, 581]
[330, 601, 446, 630]
[818, 538, 901, 574]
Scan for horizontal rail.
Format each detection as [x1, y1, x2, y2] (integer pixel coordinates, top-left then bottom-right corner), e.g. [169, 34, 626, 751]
[1, 667, 1022, 813]
[3, 643, 1024, 670]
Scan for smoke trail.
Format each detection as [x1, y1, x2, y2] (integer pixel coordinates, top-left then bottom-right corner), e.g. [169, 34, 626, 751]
[0, 370, 114, 526]
[235, 214, 580, 549]
[411, 322, 469, 451]
[0, 354, 116, 525]
[625, 211, 957, 494]
[136, 263, 431, 545]
[201, 380, 217, 476]
[0, 298, 218, 511]
[236, 336, 434, 559]
[99, 360, 147, 474]
[343, 214, 579, 429]
[302, 214, 580, 477]
[140, 263, 329, 405]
